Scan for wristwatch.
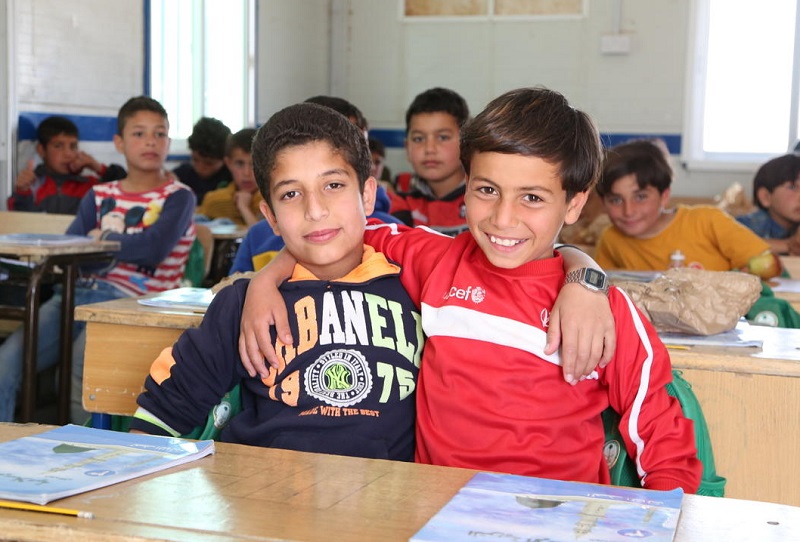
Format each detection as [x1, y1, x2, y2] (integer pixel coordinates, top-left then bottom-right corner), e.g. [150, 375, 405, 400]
[564, 268, 610, 295]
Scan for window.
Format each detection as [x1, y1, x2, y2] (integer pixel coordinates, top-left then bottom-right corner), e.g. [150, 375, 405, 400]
[147, 0, 255, 142]
[685, 0, 800, 168]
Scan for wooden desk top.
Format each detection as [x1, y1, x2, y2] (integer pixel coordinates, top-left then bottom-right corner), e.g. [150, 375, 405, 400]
[0, 424, 797, 542]
[667, 322, 800, 377]
[75, 296, 203, 329]
[0, 239, 119, 258]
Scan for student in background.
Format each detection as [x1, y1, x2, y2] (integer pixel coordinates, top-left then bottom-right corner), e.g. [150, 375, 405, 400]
[390, 87, 470, 236]
[7, 116, 126, 213]
[736, 153, 800, 255]
[0, 96, 196, 424]
[594, 140, 782, 279]
[173, 117, 232, 204]
[196, 128, 262, 227]
[368, 137, 393, 192]
[241, 88, 699, 491]
[129, 103, 421, 461]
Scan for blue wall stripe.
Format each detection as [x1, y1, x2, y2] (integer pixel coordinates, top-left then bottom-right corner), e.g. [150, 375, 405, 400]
[18, 112, 118, 142]
[371, 129, 682, 155]
[17, 113, 683, 156]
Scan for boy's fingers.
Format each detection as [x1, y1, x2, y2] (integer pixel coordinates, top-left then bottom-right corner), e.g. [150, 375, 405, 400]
[238, 333, 258, 377]
[26, 159, 34, 171]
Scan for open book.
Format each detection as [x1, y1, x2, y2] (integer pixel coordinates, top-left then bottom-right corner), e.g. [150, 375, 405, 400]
[412, 472, 683, 542]
[137, 287, 215, 312]
[0, 425, 214, 505]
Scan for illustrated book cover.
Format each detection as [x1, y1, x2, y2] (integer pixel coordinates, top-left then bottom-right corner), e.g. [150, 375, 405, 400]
[0, 425, 215, 505]
[411, 472, 683, 542]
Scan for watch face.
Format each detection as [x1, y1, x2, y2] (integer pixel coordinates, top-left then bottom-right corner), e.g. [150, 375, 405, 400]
[585, 268, 606, 288]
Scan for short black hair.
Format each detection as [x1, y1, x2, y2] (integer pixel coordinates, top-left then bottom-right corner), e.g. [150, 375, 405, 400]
[596, 140, 673, 198]
[117, 96, 168, 135]
[187, 117, 231, 159]
[37, 116, 79, 146]
[752, 153, 800, 210]
[304, 96, 368, 132]
[405, 87, 469, 132]
[252, 102, 371, 212]
[460, 87, 601, 199]
[226, 128, 257, 157]
[368, 137, 385, 157]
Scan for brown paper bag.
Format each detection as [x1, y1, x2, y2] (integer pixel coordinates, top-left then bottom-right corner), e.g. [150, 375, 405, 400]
[614, 268, 761, 335]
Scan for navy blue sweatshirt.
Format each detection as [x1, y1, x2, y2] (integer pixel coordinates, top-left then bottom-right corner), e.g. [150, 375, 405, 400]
[131, 247, 422, 461]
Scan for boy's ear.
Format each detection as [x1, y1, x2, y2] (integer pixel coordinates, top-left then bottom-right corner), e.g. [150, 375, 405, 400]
[223, 155, 233, 170]
[361, 177, 378, 218]
[35, 143, 45, 159]
[260, 200, 281, 237]
[755, 186, 772, 209]
[113, 134, 124, 154]
[563, 191, 590, 226]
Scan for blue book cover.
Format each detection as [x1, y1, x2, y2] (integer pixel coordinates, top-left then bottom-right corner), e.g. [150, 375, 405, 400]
[412, 472, 683, 542]
[0, 425, 214, 505]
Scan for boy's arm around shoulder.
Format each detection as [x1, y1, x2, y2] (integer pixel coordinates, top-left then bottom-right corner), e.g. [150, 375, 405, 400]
[602, 287, 703, 493]
[129, 280, 251, 436]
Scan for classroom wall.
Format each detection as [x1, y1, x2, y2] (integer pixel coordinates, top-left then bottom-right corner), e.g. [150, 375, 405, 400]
[2, 0, 756, 209]
[255, 0, 754, 200]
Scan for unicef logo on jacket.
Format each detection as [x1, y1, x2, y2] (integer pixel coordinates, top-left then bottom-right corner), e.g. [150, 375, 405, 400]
[305, 349, 373, 407]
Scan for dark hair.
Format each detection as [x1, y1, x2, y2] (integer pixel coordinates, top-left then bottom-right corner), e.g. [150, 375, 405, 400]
[368, 137, 385, 157]
[187, 117, 231, 159]
[405, 87, 470, 132]
[251, 102, 371, 211]
[226, 128, 257, 157]
[460, 87, 601, 199]
[596, 139, 672, 198]
[117, 96, 168, 135]
[37, 116, 78, 146]
[752, 153, 800, 210]
[304, 96, 368, 132]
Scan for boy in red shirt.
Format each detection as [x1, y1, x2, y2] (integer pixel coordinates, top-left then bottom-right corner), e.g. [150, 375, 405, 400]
[8, 116, 126, 213]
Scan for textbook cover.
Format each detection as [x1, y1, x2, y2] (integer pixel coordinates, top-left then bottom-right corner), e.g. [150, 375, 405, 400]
[137, 287, 215, 312]
[0, 425, 214, 505]
[411, 472, 683, 542]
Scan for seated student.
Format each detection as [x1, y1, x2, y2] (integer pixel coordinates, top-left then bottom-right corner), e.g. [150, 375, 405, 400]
[736, 153, 800, 256]
[594, 140, 782, 279]
[196, 128, 262, 227]
[390, 87, 470, 236]
[173, 117, 232, 204]
[0, 96, 195, 424]
[129, 103, 421, 460]
[228, 182, 403, 274]
[240, 88, 699, 491]
[368, 137, 393, 192]
[7, 115, 126, 213]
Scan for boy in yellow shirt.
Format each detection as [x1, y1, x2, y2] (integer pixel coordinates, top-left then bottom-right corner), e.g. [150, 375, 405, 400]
[196, 128, 263, 227]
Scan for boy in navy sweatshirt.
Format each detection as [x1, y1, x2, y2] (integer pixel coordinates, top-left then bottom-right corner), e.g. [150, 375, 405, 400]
[130, 103, 422, 460]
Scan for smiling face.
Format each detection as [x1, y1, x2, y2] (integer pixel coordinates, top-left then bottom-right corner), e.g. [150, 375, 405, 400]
[601, 174, 672, 238]
[113, 111, 170, 174]
[37, 134, 79, 175]
[405, 112, 465, 197]
[260, 141, 376, 281]
[465, 151, 588, 269]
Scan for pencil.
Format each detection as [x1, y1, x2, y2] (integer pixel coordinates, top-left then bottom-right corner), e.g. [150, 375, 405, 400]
[0, 499, 94, 519]
[665, 345, 690, 350]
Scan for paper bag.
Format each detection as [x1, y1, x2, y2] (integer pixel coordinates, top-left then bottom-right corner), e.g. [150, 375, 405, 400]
[615, 268, 761, 335]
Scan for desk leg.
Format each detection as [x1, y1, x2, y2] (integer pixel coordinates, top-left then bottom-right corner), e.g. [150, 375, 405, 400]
[58, 264, 77, 425]
[19, 264, 46, 422]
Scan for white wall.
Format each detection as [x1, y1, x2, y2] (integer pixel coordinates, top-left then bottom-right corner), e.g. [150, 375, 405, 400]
[263, 0, 753, 198]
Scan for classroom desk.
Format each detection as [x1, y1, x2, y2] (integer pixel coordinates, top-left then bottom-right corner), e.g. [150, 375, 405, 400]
[0, 423, 798, 542]
[76, 297, 800, 506]
[765, 276, 800, 312]
[0, 238, 119, 423]
[667, 323, 800, 507]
